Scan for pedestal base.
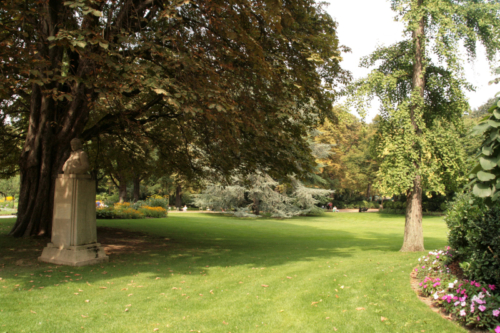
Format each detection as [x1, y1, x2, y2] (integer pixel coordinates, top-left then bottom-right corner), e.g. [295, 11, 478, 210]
[39, 242, 109, 266]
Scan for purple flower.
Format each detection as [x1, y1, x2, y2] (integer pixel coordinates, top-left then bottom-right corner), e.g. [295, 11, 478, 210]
[493, 309, 500, 317]
[479, 305, 486, 312]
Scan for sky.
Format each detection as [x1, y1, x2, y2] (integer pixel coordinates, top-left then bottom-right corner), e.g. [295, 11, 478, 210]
[322, 0, 499, 122]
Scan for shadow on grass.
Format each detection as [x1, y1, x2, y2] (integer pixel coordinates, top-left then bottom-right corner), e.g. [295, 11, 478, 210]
[0, 214, 447, 288]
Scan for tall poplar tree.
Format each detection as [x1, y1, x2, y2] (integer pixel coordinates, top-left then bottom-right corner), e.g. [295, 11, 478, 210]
[350, 0, 500, 251]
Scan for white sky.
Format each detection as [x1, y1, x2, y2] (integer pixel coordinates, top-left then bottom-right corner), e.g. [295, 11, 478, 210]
[323, 0, 499, 122]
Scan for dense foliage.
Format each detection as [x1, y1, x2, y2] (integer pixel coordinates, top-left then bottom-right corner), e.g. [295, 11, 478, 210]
[445, 192, 500, 286]
[469, 76, 500, 201]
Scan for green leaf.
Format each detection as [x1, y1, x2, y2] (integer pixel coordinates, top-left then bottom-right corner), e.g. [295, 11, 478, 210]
[47, 36, 56, 41]
[473, 183, 492, 198]
[99, 42, 109, 49]
[75, 41, 87, 48]
[493, 108, 500, 119]
[477, 171, 496, 181]
[482, 145, 494, 156]
[480, 156, 498, 171]
[488, 120, 500, 128]
[471, 122, 492, 136]
[153, 88, 168, 95]
[92, 9, 103, 17]
[497, 178, 500, 189]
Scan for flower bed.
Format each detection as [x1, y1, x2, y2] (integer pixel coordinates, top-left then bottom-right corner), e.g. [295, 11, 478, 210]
[414, 247, 500, 331]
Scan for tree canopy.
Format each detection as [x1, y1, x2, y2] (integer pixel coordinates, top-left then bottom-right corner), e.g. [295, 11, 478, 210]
[1, 0, 350, 237]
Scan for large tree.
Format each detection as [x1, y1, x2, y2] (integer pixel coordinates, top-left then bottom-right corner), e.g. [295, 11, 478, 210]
[1, 0, 350, 237]
[349, 0, 500, 251]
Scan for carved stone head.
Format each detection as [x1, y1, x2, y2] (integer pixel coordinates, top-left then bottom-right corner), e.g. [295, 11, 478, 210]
[70, 138, 83, 151]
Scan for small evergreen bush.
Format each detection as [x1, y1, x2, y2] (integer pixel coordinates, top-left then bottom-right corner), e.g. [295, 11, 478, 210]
[445, 192, 500, 286]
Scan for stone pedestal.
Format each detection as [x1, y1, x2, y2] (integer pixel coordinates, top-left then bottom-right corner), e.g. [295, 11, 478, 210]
[39, 174, 108, 266]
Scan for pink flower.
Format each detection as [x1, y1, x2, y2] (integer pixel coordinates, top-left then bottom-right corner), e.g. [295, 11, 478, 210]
[493, 309, 500, 317]
[489, 285, 496, 291]
[433, 282, 440, 287]
[479, 305, 486, 312]
[475, 282, 481, 288]
[415, 268, 418, 272]
[419, 282, 422, 286]
[423, 284, 427, 289]
[422, 266, 425, 269]
[496, 326, 500, 333]
[436, 255, 440, 259]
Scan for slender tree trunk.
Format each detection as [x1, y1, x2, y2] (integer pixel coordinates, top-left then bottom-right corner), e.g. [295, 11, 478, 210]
[253, 195, 260, 215]
[175, 184, 182, 209]
[401, 175, 424, 251]
[133, 177, 141, 202]
[366, 183, 371, 200]
[401, 0, 425, 252]
[118, 174, 127, 203]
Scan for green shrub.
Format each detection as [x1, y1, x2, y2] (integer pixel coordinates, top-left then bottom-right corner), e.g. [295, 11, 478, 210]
[96, 207, 116, 219]
[96, 206, 144, 219]
[146, 197, 169, 209]
[445, 192, 500, 286]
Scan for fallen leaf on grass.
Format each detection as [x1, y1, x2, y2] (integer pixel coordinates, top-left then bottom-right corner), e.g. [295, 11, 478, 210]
[78, 289, 83, 292]
[124, 308, 129, 312]
[74, 293, 79, 295]
[356, 307, 365, 311]
[209, 290, 214, 294]
[81, 315, 88, 318]
[311, 301, 319, 306]
[121, 288, 128, 291]
[172, 287, 178, 290]
[85, 300, 89, 303]
[286, 276, 292, 279]
[223, 321, 228, 325]
[261, 284, 269, 288]
[342, 310, 347, 312]
[279, 310, 284, 312]
[30, 310, 36, 314]
[335, 295, 339, 298]
[155, 277, 160, 280]
[153, 329, 159, 332]
[199, 294, 203, 296]
[239, 281, 243, 284]
[381, 317, 388, 322]
[128, 294, 133, 297]
[99, 287, 107, 289]
[333, 328, 338, 331]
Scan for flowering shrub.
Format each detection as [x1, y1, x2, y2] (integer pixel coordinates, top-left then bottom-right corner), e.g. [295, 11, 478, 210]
[97, 202, 167, 219]
[415, 248, 500, 331]
[138, 206, 167, 218]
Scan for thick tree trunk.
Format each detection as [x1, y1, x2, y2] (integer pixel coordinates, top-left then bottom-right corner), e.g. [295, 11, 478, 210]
[175, 184, 182, 209]
[9, 84, 91, 237]
[401, 0, 425, 252]
[133, 177, 141, 202]
[401, 175, 424, 251]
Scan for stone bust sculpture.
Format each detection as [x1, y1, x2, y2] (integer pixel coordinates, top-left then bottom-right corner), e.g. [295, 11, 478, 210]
[62, 138, 90, 174]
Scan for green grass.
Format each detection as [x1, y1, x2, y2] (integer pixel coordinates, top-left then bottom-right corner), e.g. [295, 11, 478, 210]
[0, 213, 466, 332]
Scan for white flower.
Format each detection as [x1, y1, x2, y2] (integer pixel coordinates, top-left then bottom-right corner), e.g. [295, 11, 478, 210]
[433, 292, 439, 300]
[454, 301, 460, 306]
[460, 309, 466, 316]
[448, 283, 455, 289]
[418, 258, 421, 262]
[461, 302, 466, 307]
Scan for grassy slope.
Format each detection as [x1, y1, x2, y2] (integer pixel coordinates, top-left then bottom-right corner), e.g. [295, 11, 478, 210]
[0, 213, 464, 333]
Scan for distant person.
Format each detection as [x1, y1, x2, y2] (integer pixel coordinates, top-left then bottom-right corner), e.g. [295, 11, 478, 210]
[333, 206, 338, 212]
[182, 205, 188, 212]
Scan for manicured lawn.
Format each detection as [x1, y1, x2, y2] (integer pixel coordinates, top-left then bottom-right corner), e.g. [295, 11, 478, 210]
[0, 213, 465, 332]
